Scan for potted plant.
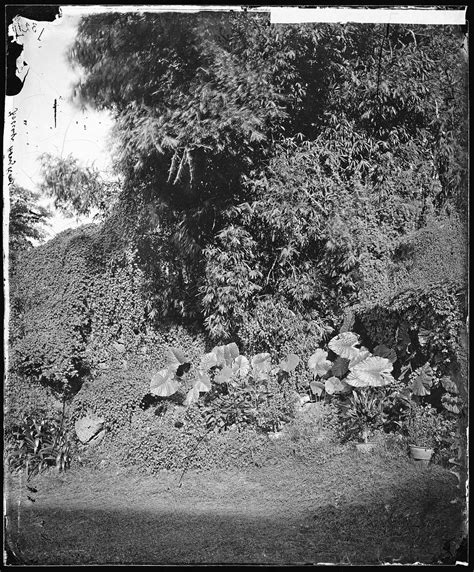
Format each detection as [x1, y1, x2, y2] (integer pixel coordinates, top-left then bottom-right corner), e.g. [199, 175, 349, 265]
[405, 404, 437, 465]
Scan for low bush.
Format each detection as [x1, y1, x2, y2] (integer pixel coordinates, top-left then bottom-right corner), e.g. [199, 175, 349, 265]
[5, 416, 72, 478]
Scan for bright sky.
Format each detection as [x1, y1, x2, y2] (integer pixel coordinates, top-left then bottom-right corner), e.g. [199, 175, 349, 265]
[4, 9, 114, 238]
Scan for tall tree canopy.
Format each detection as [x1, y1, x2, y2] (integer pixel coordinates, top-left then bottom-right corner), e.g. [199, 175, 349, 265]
[68, 12, 467, 348]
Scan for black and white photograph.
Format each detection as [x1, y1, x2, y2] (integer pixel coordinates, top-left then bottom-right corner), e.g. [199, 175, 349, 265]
[4, 4, 469, 566]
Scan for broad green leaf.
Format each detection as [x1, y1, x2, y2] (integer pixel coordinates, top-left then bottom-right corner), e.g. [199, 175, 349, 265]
[373, 344, 397, 363]
[251, 353, 271, 379]
[410, 377, 430, 396]
[348, 348, 372, 369]
[215, 366, 233, 384]
[211, 345, 226, 367]
[224, 342, 240, 364]
[193, 370, 211, 392]
[232, 355, 250, 378]
[184, 385, 200, 407]
[279, 353, 300, 373]
[252, 353, 271, 370]
[166, 347, 189, 373]
[325, 376, 351, 395]
[308, 349, 332, 377]
[410, 363, 433, 396]
[150, 368, 179, 397]
[441, 376, 459, 395]
[252, 352, 271, 367]
[346, 356, 394, 387]
[441, 393, 460, 414]
[200, 352, 218, 371]
[310, 380, 325, 397]
[328, 332, 361, 360]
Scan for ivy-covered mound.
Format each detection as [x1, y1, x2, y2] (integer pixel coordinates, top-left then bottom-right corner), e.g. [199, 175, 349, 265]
[6, 222, 206, 421]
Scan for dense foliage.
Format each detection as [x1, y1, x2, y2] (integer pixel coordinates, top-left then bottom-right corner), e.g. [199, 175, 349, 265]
[65, 14, 467, 348]
[8, 222, 207, 398]
[9, 226, 99, 396]
[6, 14, 467, 482]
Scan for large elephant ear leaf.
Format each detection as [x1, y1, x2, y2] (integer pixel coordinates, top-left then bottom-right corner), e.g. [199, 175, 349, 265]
[200, 352, 218, 371]
[348, 348, 372, 369]
[184, 385, 200, 407]
[232, 355, 250, 378]
[346, 356, 395, 387]
[310, 380, 325, 397]
[150, 368, 179, 397]
[251, 353, 271, 379]
[330, 356, 349, 378]
[279, 353, 300, 373]
[193, 370, 211, 392]
[410, 362, 434, 396]
[328, 332, 361, 360]
[308, 349, 332, 377]
[211, 345, 226, 367]
[373, 344, 397, 364]
[215, 366, 233, 384]
[224, 343, 240, 365]
[166, 347, 191, 376]
[325, 376, 352, 395]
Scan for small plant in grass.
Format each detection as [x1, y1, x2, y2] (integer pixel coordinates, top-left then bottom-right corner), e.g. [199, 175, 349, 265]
[338, 389, 387, 444]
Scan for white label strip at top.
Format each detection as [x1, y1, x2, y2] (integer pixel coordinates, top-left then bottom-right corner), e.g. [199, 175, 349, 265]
[270, 7, 467, 26]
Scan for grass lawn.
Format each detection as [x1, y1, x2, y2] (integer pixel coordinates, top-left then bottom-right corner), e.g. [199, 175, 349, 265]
[4, 443, 466, 566]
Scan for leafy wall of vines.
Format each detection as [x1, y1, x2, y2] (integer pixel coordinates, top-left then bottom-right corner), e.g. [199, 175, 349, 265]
[8, 222, 209, 408]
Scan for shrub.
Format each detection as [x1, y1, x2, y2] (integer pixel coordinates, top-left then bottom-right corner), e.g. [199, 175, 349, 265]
[237, 296, 333, 391]
[354, 213, 467, 390]
[5, 416, 72, 478]
[197, 369, 298, 434]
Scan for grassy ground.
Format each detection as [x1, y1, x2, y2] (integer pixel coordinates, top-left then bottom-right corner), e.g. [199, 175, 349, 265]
[4, 444, 466, 566]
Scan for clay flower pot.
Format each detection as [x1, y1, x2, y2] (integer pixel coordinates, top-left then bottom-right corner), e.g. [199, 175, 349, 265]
[409, 445, 434, 465]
